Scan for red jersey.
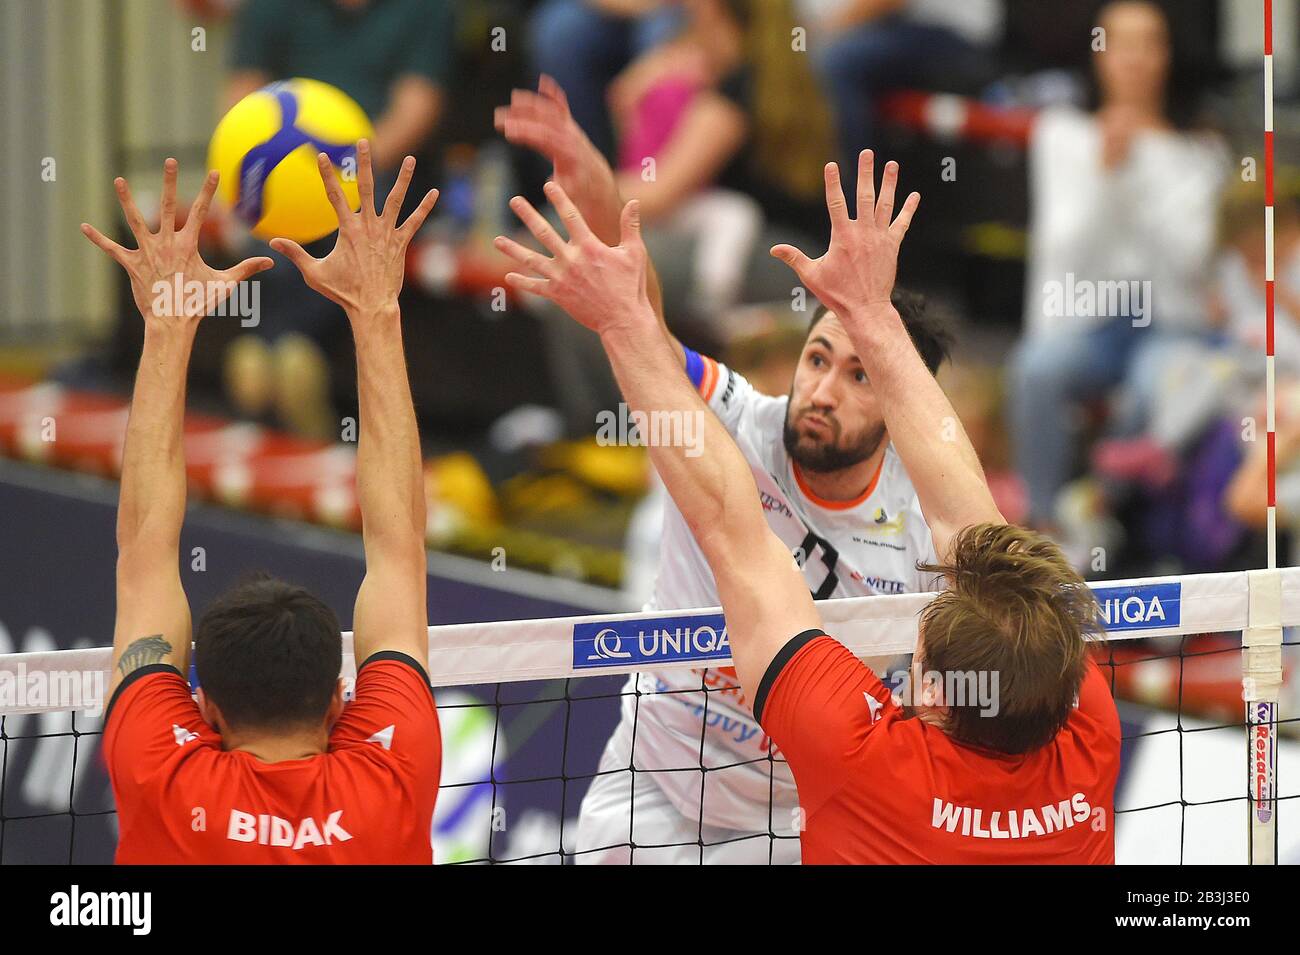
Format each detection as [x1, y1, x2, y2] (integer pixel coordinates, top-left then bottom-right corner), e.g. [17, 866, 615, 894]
[755, 631, 1120, 864]
[104, 653, 440, 864]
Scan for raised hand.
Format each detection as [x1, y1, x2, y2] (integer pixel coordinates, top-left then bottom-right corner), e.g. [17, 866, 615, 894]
[271, 139, 438, 317]
[80, 159, 274, 327]
[770, 150, 920, 325]
[495, 75, 621, 241]
[495, 181, 650, 335]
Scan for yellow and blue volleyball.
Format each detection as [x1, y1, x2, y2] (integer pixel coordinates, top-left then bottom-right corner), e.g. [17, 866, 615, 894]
[207, 78, 374, 243]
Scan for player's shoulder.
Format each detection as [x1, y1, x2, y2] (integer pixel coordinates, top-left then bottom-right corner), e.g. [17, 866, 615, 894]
[1071, 656, 1121, 731]
[104, 665, 205, 747]
[106, 662, 185, 710]
[719, 361, 787, 424]
[349, 652, 437, 713]
[756, 630, 883, 722]
[715, 367, 787, 460]
[330, 652, 439, 759]
[879, 444, 920, 497]
[876, 446, 930, 532]
[740, 389, 789, 447]
[356, 650, 434, 683]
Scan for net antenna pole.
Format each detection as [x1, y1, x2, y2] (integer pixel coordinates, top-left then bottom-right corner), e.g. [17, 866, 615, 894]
[1246, 0, 1281, 867]
[1245, 570, 1281, 864]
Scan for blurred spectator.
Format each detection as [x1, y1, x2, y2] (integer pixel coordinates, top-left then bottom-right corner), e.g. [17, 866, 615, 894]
[611, 0, 760, 322]
[1093, 189, 1298, 571]
[1007, 0, 1227, 552]
[529, 0, 684, 160]
[1092, 190, 1300, 488]
[1218, 193, 1300, 375]
[1227, 382, 1300, 565]
[226, 0, 450, 171]
[805, 0, 1003, 206]
[222, 0, 453, 437]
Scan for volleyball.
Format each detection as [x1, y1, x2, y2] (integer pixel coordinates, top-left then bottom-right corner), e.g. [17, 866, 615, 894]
[207, 77, 373, 243]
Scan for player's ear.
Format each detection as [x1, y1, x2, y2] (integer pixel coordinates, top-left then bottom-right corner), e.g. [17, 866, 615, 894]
[326, 678, 346, 727]
[196, 689, 221, 732]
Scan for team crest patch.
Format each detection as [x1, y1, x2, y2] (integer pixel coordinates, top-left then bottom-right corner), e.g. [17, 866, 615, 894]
[870, 507, 906, 535]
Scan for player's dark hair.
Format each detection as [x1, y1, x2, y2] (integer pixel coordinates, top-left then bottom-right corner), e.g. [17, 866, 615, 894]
[194, 573, 342, 733]
[917, 524, 1100, 755]
[807, 288, 954, 375]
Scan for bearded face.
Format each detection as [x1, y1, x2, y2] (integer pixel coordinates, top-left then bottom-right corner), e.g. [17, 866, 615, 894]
[783, 397, 886, 473]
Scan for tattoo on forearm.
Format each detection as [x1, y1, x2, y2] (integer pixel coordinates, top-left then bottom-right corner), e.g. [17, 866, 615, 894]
[117, 634, 172, 676]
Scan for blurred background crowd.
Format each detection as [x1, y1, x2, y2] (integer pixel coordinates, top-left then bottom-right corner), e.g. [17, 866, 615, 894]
[1, 0, 1298, 600]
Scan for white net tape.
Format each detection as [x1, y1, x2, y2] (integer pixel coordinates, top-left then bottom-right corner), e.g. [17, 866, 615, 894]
[2, 567, 1294, 715]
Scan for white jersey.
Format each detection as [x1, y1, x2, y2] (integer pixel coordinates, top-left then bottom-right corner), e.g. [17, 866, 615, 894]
[619, 351, 938, 832]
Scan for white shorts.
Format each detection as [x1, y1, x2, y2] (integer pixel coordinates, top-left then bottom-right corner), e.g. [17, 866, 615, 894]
[575, 713, 802, 865]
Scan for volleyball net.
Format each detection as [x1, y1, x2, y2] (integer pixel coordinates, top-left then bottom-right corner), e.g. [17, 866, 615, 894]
[1, 566, 1296, 864]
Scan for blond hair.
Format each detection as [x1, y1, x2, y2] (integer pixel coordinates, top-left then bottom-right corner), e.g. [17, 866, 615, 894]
[918, 524, 1101, 754]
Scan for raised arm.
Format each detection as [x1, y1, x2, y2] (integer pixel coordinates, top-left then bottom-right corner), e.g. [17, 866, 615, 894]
[496, 183, 819, 698]
[81, 161, 274, 697]
[495, 76, 678, 367]
[771, 151, 1004, 559]
[273, 142, 439, 668]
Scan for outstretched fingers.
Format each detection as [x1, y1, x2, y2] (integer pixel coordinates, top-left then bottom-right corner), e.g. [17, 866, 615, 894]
[397, 188, 439, 241]
[618, 198, 642, 249]
[80, 222, 131, 266]
[269, 237, 316, 275]
[770, 242, 815, 278]
[493, 234, 556, 278]
[538, 74, 569, 111]
[185, 170, 220, 238]
[823, 162, 852, 232]
[503, 271, 551, 297]
[355, 139, 376, 216]
[224, 255, 276, 284]
[889, 191, 921, 240]
[875, 160, 899, 230]
[382, 156, 416, 224]
[159, 158, 179, 235]
[544, 180, 593, 244]
[509, 194, 569, 257]
[113, 176, 150, 244]
[498, 115, 556, 157]
[857, 149, 875, 218]
[316, 151, 355, 227]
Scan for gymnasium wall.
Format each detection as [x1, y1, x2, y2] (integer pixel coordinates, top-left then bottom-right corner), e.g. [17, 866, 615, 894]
[1, 0, 230, 343]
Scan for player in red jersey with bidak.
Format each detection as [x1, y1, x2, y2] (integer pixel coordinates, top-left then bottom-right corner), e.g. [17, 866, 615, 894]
[496, 149, 1121, 863]
[83, 142, 441, 863]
